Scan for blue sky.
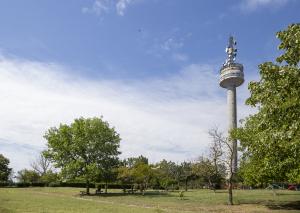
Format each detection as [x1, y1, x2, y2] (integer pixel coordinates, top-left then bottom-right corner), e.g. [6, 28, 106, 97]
[0, 0, 299, 172]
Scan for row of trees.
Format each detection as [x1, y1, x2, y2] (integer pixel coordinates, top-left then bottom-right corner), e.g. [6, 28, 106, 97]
[0, 118, 228, 194]
[8, 153, 227, 193]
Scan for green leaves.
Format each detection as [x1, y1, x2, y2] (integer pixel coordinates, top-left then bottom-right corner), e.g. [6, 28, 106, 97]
[44, 117, 121, 184]
[0, 154, 12, 181]
[233, 24, 300, 185]
[276, 24, 300, 66]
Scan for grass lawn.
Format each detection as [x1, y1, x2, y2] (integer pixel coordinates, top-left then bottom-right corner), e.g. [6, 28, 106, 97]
[0, 187, 299, 212]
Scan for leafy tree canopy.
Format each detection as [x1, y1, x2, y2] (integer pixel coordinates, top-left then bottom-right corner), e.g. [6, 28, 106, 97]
[232, 24, 300, 185]
[0, 154, 12, 181]
[44, 117, 121, 194]
[17, 169, 40, 183]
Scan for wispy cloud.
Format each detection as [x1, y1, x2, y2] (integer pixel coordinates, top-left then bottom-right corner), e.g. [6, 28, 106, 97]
[82, 0, 110, 16]
[161, 38, 184, 51]
[82, 0, 137, 16]
[239, 0, 290, 12]
[147, 32, 191, 61]
[0, 55, 254, 171]
[116, 0, 134, 16]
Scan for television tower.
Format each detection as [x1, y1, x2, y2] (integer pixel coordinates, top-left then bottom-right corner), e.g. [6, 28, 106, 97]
[219, 36, 244, 173]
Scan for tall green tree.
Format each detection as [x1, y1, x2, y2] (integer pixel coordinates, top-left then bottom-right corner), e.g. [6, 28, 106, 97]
[232, 24, 300, 185]
[0, 154, 12, 181]
[44, 117, 121, 194]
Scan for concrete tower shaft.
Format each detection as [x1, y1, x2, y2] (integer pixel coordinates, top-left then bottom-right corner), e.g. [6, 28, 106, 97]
[227, 87, 238, 172]
[219, 36, 244, 173]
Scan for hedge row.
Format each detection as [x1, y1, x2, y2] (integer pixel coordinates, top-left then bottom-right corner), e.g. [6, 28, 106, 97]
[0, 181, 12, 187]
[0, 181, 134, 189]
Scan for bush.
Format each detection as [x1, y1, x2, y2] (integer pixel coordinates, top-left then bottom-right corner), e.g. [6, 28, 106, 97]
[0, 181, 10, 187]
[179, 190, 184, 199]
[48, 182, 61, 187]
[15, 182, 31, 187]
[9, 181, 134, 189]
[31, 182, 47, 187]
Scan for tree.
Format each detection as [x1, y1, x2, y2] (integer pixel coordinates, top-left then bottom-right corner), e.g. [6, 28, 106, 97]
[31, 152, 52, 176]
[180, 161, 193, 191]
[209, 128, 223, 176]
[117, 165, 134, 186]
[0, 154, 12, 181]
[126, 155, 148, 168]
[192, 156, 225, 191]
[17, 169, 40, 183]
[131, 162, 153, 195]
[154, 160, 179, 190]
[118, 156, 153, 195]
[100, 160, 119, 194]
[232, 24, 300, 185]
[40, 171, 59, 183]
[31, 152, 59, 183]
[44, 117, 121, 194]
[209, 127, 235, 205]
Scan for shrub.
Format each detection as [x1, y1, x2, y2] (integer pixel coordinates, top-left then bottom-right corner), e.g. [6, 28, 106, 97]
[31, 182, 47, 187]
[48, 182, 61, 187]
[0, 181, 9, 187]
[179, 191, 184, 199]
[15, 182, 31, 187]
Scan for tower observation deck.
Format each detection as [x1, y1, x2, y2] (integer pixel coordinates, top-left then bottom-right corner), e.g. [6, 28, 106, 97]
[219, 36, 244, 173]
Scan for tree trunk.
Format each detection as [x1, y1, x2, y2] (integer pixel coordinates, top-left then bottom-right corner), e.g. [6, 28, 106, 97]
[185, 178, 188, 191]
[86, 179, 90, 195]
[228, 178, 233, 205]
[105, 180, 108, 194]
[142, 183, 145, 195]
[208, 178, 216, 193]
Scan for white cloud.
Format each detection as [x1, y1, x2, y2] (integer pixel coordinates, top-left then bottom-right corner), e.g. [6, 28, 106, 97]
[82, 0, 137, 16]
[161, 38, 184, 51]
[82, 0, 110, 16]
[147, 36, 188, 60]
[240, 0, 290, 12]
[0, 56, 254, 172]
[116, 0, 133, 16]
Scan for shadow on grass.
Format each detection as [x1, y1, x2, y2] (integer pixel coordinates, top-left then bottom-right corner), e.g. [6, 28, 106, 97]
[237, 199, 300, 210]
[80, 190, 176, 198]
[267, 201, 300, 210]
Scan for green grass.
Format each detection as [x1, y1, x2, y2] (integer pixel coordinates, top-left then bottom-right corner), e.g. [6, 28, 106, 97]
[0, 187, 299, 212]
